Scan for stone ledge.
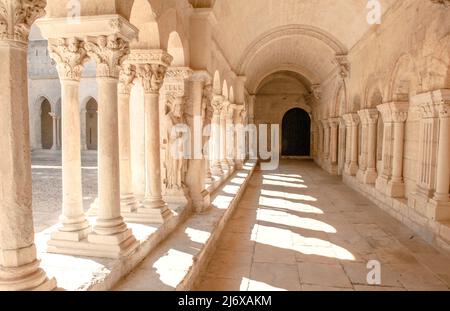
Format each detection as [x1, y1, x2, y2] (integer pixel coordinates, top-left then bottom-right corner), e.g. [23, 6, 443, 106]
[113, 160, 257, 291]
[35, 202, 192, 291]
[343, 173, 450, 257]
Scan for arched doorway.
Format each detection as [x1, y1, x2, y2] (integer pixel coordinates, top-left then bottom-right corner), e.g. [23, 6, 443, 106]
[40, 99, 53, 150]
[86, 98, 98, 150]
[282, 108, 311, 156]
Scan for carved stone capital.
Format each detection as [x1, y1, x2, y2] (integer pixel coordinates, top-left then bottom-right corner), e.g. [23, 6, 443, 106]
[377, 102, 408, 123]
[48, 37, 90, 82]
[328, 117, 340, 128]
[0, 0, 46, 44]
[136, 63, 168, 94]
[118, 63, 137, 95]
[84, 35, 129, 79]
[334, 54, 351, 79]
[211, 94, 224, 115]
[311, 84, 321, 100]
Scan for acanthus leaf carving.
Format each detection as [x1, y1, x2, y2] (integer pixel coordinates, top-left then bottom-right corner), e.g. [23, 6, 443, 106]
[0, 0, 46, 43]
[84, 35, 129, 79]
[48, 37, 90, 81]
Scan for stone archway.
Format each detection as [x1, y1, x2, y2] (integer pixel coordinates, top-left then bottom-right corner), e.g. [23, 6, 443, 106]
[86, 98, 98, 151]
[282, 108, 311, 156]
[40, 99, 53, 150]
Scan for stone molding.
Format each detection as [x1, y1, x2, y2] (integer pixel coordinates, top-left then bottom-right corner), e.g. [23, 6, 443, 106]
[48, 37, 90, 82]
[36, 14, 138, 43]
[127, 49, 173, 67]
[377, 102, 409, 123]
[413, 89, 450, 119]
[0, 0, 46, 44]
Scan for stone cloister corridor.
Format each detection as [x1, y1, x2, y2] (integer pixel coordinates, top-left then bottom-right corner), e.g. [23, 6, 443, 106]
[1, 0, 450, 294]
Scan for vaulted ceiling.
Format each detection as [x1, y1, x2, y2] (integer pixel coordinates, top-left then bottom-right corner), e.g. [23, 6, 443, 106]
[211, 0, 397, 90]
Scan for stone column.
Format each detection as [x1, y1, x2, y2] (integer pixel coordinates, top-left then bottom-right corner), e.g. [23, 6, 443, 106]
[49, 112, 58, 150]
[117, 64, 138, 212]
[430, 98, 450, 219]
[128, 50, 173, 224]
[56, 115, 61, 149]
[0, 0, 55, 291]
[321, 120, 330, 163]
[84, 35, 138, 258]
[363, 109, 379, 184]
[226, 103, 236, 170]
[342, 114, 352, 174]
[357, 110, 368, 182]
[186, 71, 211, 213]
[234, 105, 246, 169]
[329, 118, 340, 174]
[349, 113, 360, 176]
[80, 108, 88, 151]
[201, 83, 214, 184]
[376, 103, 394, 191]
[161, 67, 193, 205]
[47, 38, 91, 249]
[220, 100, 230, 172]
[211, 95, 224, 176]
[387, 102, 409, 198]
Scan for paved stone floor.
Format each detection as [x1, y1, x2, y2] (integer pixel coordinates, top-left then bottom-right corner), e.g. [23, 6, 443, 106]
[32, 150, 98, 233]
[195, 160, 450, 291]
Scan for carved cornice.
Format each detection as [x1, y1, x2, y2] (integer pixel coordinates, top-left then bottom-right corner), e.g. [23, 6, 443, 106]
[84, 35, 129, 79]
[0, 0, 46, 44]
[118, 63, 136, 95]
[165, 67, 193, 81]
[412, 89, 450, 119]
[48, 37, 90, 82]
[127, 49, 173, 67]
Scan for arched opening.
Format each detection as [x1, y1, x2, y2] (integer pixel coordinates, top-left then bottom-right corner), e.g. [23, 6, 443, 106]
[86, 98, 98, 151]
[282, 108, 311, 156]
[40, 99, 53, 150]
[167, 31, 185, 67]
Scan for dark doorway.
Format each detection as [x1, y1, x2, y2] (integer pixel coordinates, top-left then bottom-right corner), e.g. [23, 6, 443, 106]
[282, 108, 311, 156]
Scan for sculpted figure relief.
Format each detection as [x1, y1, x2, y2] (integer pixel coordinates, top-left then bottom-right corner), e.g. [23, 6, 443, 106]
[163, 94, 188, 193]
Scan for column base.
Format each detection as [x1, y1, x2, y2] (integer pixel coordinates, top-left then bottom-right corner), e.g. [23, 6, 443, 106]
[387, 180, 405, 198]
[221, 161, 230, 172]
[348, 162, 359, 176]
[124, 204, 173, 225]
[87, 228, 139, 259]
[356, 168, 366, 183]
[408, 187, 432, 216]
[192, 189, 211, 214]
[363, 169, 378, 184]
[211, 164, 224, 176]
[50, 225, 91, 242]
[163, 187, 190, 205]
[427, 199, 450, 221]
[48, 229, 138, 259]
[120, 194, 139, 213]
[0, 261, 57, 291]
[375, 174, 389, 192]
